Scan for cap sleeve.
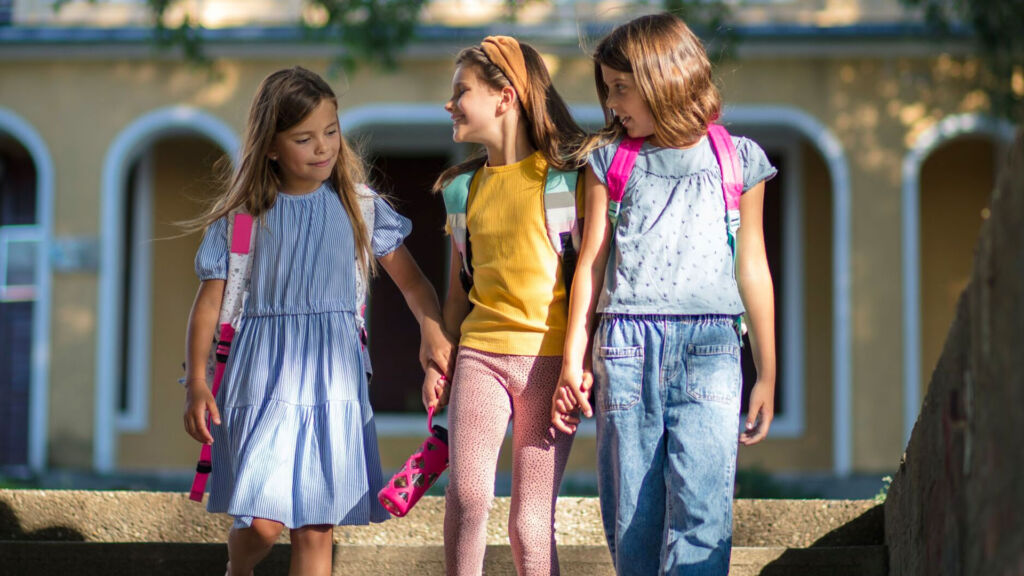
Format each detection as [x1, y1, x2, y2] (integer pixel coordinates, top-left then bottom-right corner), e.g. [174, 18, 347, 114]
[736, 137, 778, 193]
[194, 216, 228, 280]
[586, 140, 617, 186]
[371, 195, 412, 257]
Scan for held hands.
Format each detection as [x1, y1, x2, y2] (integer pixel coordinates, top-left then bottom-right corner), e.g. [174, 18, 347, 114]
[183, 380, 221, 445]
[551, 364, 594, 435]
[740, 379, 775, 445]
[419, 320, 453, 377]
[421, 362, 450, 412]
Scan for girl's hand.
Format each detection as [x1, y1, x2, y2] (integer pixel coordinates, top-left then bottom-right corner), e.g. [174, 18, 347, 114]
[183, 381, 221, 445]
[740, 380, 775, 445]
[421, 363, 449, 411]
[551, 366, 593, 434]
[419, 322, 453, 376]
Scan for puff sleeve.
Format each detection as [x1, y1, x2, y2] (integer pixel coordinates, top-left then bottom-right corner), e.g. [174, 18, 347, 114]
[370, 195, 412, 257]
[194, 216, 229, 280]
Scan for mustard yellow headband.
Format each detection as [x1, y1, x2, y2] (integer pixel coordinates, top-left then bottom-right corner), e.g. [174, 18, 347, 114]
[481, 35, 529, 108]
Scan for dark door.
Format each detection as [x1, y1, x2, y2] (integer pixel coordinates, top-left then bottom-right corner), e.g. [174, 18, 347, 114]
[366, 153, 450, 412]
[0, 137, 38, 470]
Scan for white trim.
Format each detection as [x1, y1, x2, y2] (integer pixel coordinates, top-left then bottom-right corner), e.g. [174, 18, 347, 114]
[339, 104, 851, 473]
[96, 107, 239, 472]
[901, 113, 1014, 446]
[116, 151, 154, 431]
[0, 107, 55, 474]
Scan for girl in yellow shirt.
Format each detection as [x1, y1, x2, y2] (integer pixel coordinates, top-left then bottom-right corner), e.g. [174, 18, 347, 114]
[423, 36, 585, 576]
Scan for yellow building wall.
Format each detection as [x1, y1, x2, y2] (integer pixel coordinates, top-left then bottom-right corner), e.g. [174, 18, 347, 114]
[0, 44, 993, 472]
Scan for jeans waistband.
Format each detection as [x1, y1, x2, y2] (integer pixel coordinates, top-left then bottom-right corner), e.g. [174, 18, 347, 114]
[599, 313, 738, 326]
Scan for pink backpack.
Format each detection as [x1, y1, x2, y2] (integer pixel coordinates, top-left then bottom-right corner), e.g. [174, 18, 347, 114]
[189, 211, 256, 502]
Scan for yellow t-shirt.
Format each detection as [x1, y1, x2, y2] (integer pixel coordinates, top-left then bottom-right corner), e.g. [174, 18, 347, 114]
[456, 151, 581, 356]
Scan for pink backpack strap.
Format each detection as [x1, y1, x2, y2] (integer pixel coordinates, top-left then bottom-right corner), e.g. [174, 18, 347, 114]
[706, 124, 742, 212]
[189, 212, 254, 502]
[706, 123, 748, 338]
[606, 136, 644, 224]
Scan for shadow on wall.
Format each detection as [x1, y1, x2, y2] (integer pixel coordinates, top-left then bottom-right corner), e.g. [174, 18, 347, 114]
[758, 505, 887, 575]
[0, 499, 85, 541]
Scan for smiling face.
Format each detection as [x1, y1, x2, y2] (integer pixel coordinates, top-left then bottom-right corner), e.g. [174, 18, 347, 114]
[444, 64, 504, 146]
[268, 98, 340, 194]
[599, 64, 657, 141]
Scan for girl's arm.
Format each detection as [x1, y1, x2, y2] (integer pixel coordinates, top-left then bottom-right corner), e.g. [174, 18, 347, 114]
[736, 181, 777, 446]
[183, 279, 224, 445]
[552, 164, 613, 434]
[424, 237, 473, 409]
[378, 245, 453, 378]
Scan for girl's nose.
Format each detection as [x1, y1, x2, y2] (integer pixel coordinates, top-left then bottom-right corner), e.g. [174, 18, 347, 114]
[444, 100, 454, 113]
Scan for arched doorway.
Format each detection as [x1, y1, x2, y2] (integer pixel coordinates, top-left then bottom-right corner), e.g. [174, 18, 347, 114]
[96, 107, 238, 471]
[0, 108, 54, 475]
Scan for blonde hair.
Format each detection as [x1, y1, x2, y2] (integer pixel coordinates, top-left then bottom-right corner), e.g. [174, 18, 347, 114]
[433, 41, 586, 192]
[579, 13, 721, 157]
[185, 66, 376, 280]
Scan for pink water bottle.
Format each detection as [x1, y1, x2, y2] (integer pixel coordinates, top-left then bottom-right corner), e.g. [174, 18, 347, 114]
[378, 406, 449, 516]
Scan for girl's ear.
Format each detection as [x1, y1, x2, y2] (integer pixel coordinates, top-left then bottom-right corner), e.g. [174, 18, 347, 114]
[496, 85, 519, 115]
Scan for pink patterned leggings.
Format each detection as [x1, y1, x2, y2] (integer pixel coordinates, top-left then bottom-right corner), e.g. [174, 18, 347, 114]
[443, 347, 575, 576]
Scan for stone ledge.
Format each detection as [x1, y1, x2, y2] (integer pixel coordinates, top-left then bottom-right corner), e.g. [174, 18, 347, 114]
[0, 542, 888, 576]
[0, 490, 881, 548]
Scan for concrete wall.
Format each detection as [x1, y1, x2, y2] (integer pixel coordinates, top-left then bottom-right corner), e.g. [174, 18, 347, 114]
[885, 129, 1024, 575]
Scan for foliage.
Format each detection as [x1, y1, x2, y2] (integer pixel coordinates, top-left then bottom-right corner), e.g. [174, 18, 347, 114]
[663, 0, 738, 62]
[306, 0, 428, 71]
[901, 0, 1024, 123]
[874, 475, 893, 504]
[56, 0, 738, 73]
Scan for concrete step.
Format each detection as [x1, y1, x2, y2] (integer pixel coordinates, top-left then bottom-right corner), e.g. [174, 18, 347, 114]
[0, 490, 886, 574]
[0, 490, 883, 547]
[0, 542, 888, 576]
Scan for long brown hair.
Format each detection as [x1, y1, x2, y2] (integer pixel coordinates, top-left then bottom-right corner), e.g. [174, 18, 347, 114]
[578, 13, 722, 158]
[433, 41, 586, 192]
[186, 66, 376, 279]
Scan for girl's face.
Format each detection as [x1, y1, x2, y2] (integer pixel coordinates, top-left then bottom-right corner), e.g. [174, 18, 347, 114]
[444, 64, 504, 145]
[600, 64, 656, 140]
[269, 99, 340, 195]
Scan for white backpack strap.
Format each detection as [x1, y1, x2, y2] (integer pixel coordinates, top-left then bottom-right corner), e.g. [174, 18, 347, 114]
[542, 167, 580, 254]
[353, 184, 376, 317]
[441, 172, 474, 279]
[220, 210, 257, 331]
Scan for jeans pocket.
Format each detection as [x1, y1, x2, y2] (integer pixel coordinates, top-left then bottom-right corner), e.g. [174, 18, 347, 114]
[684, 344, 740, 405]
[594, 345, 644, 412]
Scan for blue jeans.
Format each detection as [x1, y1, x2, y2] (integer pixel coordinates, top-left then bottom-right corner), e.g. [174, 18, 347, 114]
[594, 314, 742, 576]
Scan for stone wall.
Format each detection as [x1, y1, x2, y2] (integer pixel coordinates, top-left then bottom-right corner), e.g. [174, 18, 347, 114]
[885, 129, 1024, 575]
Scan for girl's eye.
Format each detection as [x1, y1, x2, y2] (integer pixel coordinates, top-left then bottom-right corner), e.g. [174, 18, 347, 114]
[326, 129, 338, 136]
[296, 138, 310, 144]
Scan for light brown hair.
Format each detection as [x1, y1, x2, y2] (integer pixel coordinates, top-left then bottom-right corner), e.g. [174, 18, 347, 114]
[581, 12, 721, 155]
[433, 41, 586, 192]
[185, 66, 376, 279]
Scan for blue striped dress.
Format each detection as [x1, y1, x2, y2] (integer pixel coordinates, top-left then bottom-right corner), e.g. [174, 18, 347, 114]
[195, 182, 410, 529]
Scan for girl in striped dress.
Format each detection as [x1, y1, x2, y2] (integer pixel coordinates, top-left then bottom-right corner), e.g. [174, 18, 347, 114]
[182, 66, 452, 576]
